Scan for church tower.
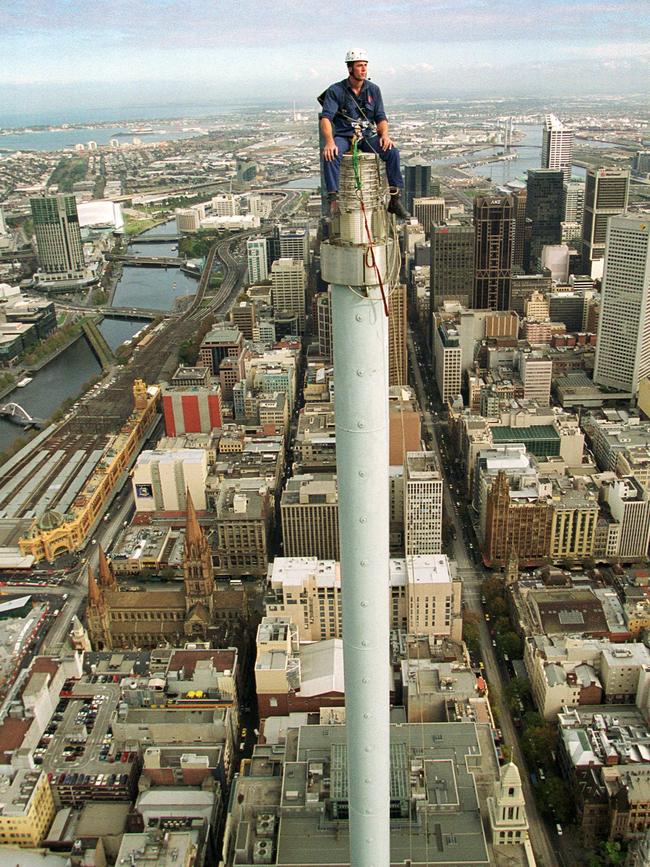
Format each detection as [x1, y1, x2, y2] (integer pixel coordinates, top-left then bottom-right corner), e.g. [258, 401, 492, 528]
[487, 761, 529, 845]
[98, 546, 117, 590]
[504, 547, 519, 586]
[86, 568, 113, 651]
[183, 490, 214, 616]
[69, 614, 92, 652]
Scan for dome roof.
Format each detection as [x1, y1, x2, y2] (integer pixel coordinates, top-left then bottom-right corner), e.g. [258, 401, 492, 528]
[37, 510, 65, 531]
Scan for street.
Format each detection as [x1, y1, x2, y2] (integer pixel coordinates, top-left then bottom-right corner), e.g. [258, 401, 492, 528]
[407, 329, 560, 867]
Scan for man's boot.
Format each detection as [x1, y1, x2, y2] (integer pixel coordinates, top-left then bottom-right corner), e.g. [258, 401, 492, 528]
[327, 191, 339, 216]
[387, 188, 410, 220]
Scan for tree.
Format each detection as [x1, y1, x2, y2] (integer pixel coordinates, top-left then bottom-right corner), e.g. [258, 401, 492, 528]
[522, 722, 557, 769]
[505, 677, 531, 710]
[497, 631, 523, 659]
[538, 776, 574, 823]
[463, 620, 481, 657]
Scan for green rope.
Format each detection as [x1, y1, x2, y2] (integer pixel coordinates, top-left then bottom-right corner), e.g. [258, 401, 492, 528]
[352, 137, 362, 191]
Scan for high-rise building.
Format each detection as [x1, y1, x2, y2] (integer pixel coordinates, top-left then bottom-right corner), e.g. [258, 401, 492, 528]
[271, 257, 306, 320]
[175, 208, 201, 233]
[412, 197, 445, 235]
[281, 474, 339, 560]
[473, 195, 514, 311]
[484, 471, 553, 567]
[594, 215, 650, 395]
[279, 226, 309, 265]
[404, 451, 443, 555]
[634, 151, 650, 176]
[0, 205, 7, 236]
[541, 114, 574, 182]
[230, 300, 257, 340]
[511, 188, 528, 271]
[247, 237, 268, 283]
[563, 180, 585, 225]
[133, 448, 208, 512]
[316, 291, 333, 361]
[404, 162, 431, 213]
[211, 193, 238, 216]
[582, 167, 630, 275]
[198, 326, 244, 376]
[161, 367, 222, 436]
[388, 283, 408, 386]
[429, 222, 474, 312]
[30, 194, 85, 282]
[433, 318, 462, 403]
[525, 169, 564, 272]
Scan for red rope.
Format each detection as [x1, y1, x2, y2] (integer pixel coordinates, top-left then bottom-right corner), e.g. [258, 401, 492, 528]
[359, 198, 390, 318]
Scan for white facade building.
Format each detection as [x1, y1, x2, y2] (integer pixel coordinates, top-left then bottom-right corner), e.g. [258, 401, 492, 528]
[270, 257, 306, 319]
[563, 180, 585, 225]
[133, 448, 208, 512]
[247, 237, 268, 283]
[211, 194, 238, 216]
[594, 215, 650, 395]
[279, 227, 309, 266]
[404, 451, 443, 555]
[542, 114, 574, 182]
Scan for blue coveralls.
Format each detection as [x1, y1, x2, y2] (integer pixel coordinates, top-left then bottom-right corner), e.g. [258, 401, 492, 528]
[318, 78, 404, 194]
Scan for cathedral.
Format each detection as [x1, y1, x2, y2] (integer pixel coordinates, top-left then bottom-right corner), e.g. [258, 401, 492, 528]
[86, 494, 248, 650]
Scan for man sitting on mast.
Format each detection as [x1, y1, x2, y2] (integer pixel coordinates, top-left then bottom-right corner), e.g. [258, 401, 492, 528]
[318, 47, 410, 219]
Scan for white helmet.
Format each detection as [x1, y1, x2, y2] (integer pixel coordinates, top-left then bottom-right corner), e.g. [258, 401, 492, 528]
[345, 47, 368, 63]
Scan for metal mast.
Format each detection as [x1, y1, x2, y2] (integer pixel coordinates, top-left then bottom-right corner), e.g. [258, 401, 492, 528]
[321, 153, 393, 867]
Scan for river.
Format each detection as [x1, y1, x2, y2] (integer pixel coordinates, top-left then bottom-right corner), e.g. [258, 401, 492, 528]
[111, 219, 198, 312]
[288, 122, 599, 191]
[0, 337, 101, 453]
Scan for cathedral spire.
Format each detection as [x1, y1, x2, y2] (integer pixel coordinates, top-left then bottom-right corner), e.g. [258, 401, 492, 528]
[88, 567, 102, 606]
[98, 546, 116, 589]
[185, 489, 203, 549]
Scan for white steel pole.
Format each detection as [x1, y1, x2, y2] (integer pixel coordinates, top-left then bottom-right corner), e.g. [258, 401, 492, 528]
[321, 153, 392, 867]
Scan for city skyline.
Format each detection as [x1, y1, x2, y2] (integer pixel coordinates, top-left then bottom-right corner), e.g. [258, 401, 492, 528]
[1, 0, 649, 119]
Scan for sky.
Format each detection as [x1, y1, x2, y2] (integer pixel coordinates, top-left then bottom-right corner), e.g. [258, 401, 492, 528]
[1, 0, 649, 122]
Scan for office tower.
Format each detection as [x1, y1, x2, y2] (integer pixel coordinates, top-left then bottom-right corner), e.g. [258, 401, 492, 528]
[230, 300, 257, 339]
[279, 226, 309, 265]
[271, 258, 306, 319]
[199, 326, 244, 376]
[176, 208, 201, 233]
[433, 318, 462, 402]
[510, 274, 552, 316]
[413, 197, 445, 236]
[473, 195, 515, 311]
[281, 474, 339, 559]
[388, 283, 408, 386]
[267, 225, 282, 269]
[634, 151, 650, 175]
[211, 193, 238, 216]
[511, 188, 527, 271]
[30, 194, 85, 280]
[316, 290, 333, 360]
[247, 237, 268, 282]
[541, 114, 574, 182]
[594, 215, 650, 395]
[582, 167, 630, 275]
[563, 180, 585, 225]
[161, 368, 222, 435]
[404, 451, 443, 555]
[404, 162, 431, 213]
[430, 223, 474, 311]
[0, 205, 7, 236]
[133, 449, 208, 512]
[525, 169, 563, 272]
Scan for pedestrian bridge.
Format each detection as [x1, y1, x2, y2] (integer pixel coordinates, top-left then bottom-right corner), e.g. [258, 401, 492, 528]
[0, 402, 43, 428]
